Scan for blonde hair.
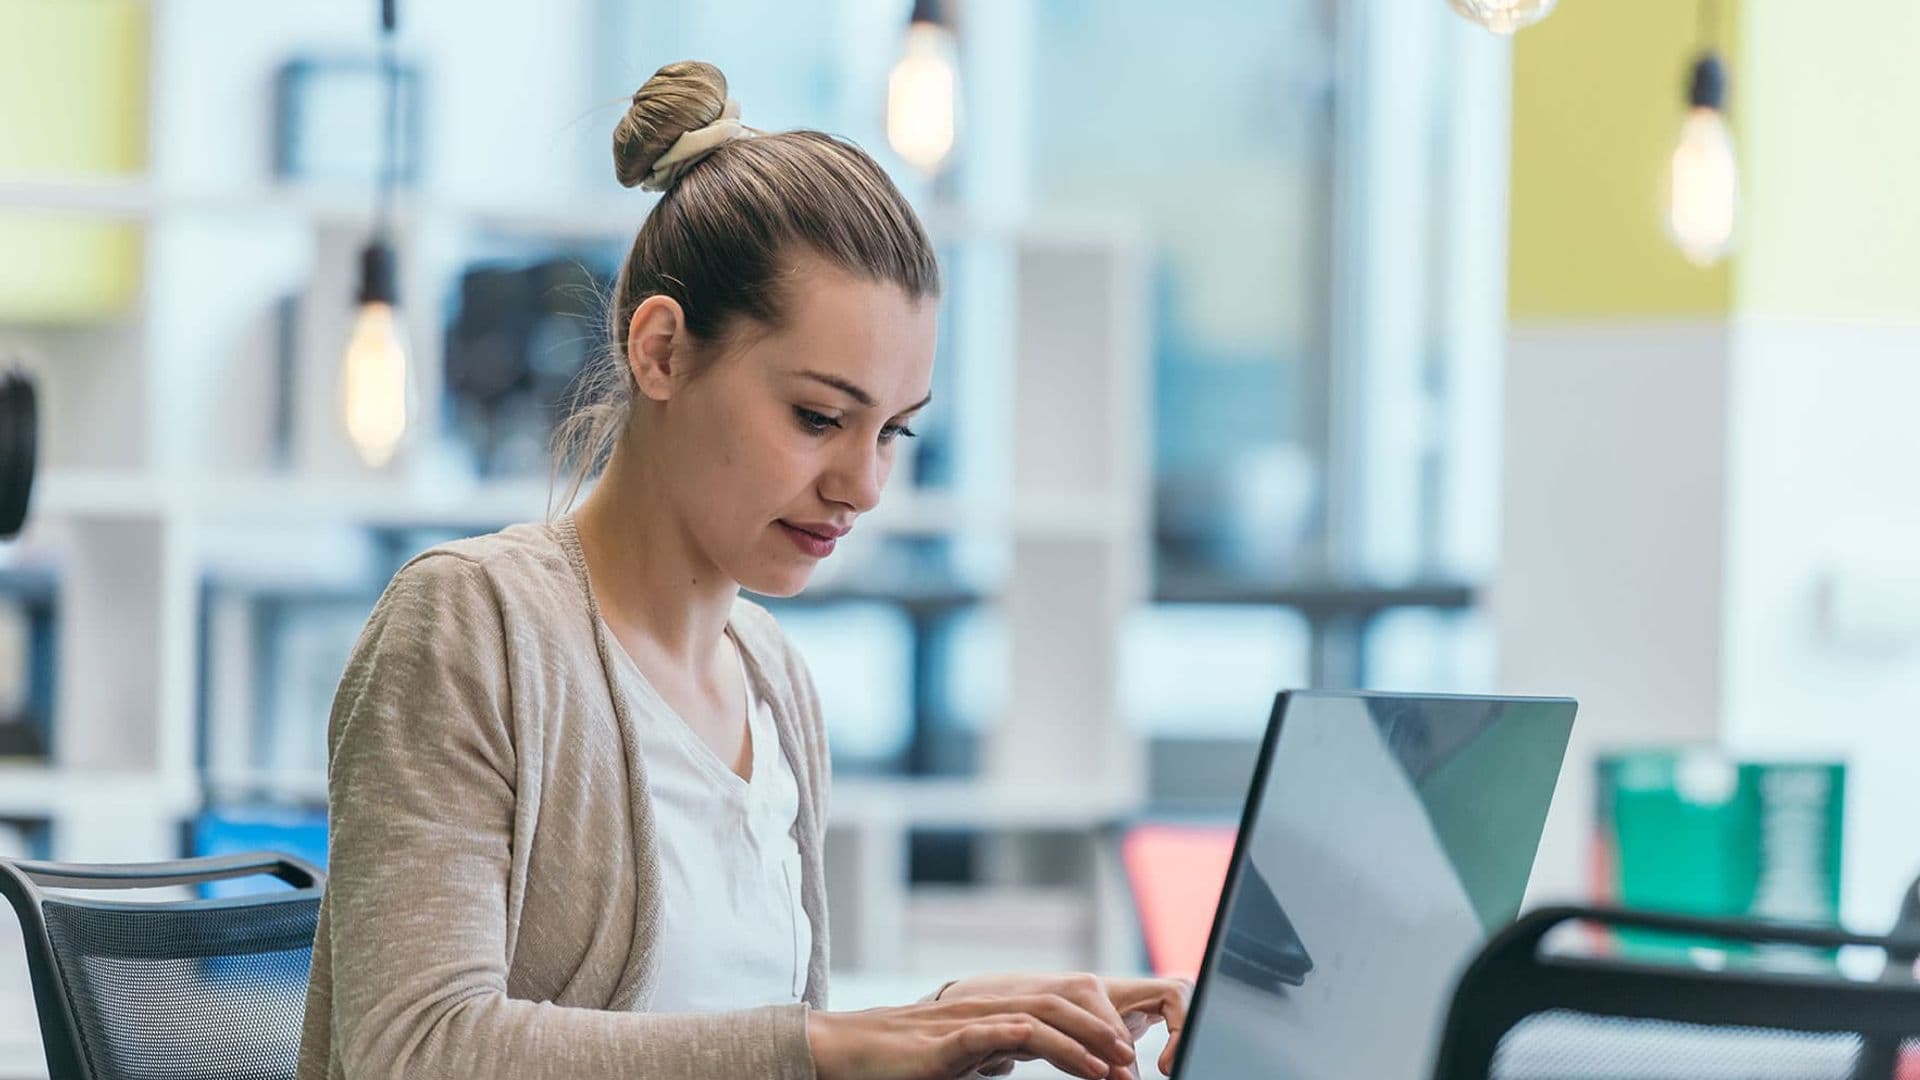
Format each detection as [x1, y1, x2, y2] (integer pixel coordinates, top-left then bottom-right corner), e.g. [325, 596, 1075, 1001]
[551, 60, 942, 512]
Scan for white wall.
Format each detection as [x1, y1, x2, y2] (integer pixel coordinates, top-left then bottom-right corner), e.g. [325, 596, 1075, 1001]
[1497, 322, 1733, 904]
[1721, 317, 1920, 929]
[1500, 315, 1920, 928]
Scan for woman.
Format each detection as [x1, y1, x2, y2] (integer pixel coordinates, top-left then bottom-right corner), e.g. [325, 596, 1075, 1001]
[297, 61, 1189, 1080]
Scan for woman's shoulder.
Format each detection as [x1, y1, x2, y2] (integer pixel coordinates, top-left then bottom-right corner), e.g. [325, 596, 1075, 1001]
[395, 518, 576, 588]
[383, 518, 584, 620]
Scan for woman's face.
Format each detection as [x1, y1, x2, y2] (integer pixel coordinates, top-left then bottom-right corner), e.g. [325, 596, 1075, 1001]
[646, 258, 937, 598]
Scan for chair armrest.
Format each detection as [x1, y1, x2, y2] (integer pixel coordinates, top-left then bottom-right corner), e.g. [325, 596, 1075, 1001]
[4, 851, 322, 891]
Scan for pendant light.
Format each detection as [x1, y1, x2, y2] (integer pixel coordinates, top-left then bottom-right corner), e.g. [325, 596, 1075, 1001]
[340, 0, 412, 469]
[886, 0, 960, 177]
[1667, 1, 1738, 266]
[1448, 0, 1557, 35]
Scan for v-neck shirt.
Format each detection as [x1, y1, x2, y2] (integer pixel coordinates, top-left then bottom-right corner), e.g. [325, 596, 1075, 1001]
[600, 620, 811, 1012]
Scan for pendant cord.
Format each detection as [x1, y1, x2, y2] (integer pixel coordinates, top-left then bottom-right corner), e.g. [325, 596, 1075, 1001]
[375, 0, 399, 245]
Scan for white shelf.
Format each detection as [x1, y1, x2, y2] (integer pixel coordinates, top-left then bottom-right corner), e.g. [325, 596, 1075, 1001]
[1012, 491, 1140, 538]
[0, 177, 1141, 251]
[200, 769, 1140, 833]
[0, 175, 642, 239]
[863, 489, 1136, 539]
[189, 473, 559, 529]
[833, 777, 1139, 832]
[30, 469, 169, 519]
[35, 470, 1137, 543]
[202, 768, 327, 805]
[35, 469, 557, 529]
[0, 764, 196, 820]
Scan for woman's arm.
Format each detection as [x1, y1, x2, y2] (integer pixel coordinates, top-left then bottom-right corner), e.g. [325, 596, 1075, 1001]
[316, 554, 814, 1079]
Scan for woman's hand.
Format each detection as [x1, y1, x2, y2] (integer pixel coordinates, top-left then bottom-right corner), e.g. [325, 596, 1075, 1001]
[806, 987, 1140, 1080]
[934, 972, 1194, 1078]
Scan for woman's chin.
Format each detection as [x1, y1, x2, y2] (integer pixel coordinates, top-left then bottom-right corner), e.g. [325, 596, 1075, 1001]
[737, 561, 817, 599]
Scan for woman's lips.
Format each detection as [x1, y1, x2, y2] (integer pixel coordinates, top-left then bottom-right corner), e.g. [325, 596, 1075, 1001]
[777, 520, 837, 558]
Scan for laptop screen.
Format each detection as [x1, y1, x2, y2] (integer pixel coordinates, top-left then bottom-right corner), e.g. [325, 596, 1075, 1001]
[1172, 691, 1576, 1078]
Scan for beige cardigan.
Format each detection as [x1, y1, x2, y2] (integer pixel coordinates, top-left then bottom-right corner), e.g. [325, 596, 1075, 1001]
[297, 515, 831, 1079]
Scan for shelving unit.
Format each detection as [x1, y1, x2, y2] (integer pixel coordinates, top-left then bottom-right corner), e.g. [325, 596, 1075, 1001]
[0, 9, 1155, 1064]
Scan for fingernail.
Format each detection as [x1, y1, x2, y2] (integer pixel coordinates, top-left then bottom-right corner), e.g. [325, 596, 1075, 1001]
[1112, 1037, 1135, 1062]
[1083, 1052, 1108, 1077]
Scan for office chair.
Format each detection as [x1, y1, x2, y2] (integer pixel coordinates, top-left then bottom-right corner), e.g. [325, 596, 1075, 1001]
[0, 851, 324, 1080]
[1430, 896, 1920, 1080]
[1118, 822, 1238, 978]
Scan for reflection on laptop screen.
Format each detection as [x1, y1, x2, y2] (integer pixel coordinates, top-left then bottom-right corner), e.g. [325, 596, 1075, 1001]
[1174, 692, 1575, 1079]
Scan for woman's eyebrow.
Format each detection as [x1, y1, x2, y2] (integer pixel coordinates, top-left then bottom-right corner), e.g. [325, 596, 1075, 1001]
[796, 370, 933, 414]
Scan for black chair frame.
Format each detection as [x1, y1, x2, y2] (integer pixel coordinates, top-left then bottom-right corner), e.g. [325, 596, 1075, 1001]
[0, 851, 324, 1080]
[1431, 902, 1920, 1080]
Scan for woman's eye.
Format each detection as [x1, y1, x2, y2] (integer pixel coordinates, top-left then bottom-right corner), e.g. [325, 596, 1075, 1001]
[880, 424, 918, 443]
[794, 407, 842, 434]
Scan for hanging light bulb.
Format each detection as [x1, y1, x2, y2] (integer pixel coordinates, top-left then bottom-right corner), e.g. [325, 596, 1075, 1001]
[341, 242, 412, 468]
[1448, 0, 1557, 35]
[886, 0, 960, 176]
[1668, 52, 1738, 266]
[340, 0, 411, 469]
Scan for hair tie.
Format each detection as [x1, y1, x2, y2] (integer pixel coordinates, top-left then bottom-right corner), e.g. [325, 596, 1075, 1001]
[642, 97, 756, 192]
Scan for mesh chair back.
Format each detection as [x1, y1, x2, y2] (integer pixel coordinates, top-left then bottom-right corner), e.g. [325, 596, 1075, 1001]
[0, 852, 324, 1080]
[1431, 905, 1920, 1080]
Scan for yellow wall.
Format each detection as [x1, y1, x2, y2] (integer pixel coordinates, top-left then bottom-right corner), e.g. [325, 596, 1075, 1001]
[0, 0, 148, 322]
[1736, 0, 1920, 320]
[1507, 0, 1736, 322]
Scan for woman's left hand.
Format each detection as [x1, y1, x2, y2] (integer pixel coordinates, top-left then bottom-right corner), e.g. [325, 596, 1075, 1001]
[935, 972, 1193, 1078]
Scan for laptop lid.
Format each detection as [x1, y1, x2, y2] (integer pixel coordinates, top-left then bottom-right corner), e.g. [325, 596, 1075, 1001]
[1170, 690, 1577, 1079]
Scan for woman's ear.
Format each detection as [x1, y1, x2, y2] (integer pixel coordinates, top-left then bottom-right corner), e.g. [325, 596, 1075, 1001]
[627, 295, 688, 403]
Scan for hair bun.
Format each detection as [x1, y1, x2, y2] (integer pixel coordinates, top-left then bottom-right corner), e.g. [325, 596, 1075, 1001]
[614, 61, 731, 189]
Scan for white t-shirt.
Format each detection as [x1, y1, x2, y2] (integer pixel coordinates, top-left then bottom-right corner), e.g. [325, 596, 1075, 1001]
[604, 624, 812, 1012]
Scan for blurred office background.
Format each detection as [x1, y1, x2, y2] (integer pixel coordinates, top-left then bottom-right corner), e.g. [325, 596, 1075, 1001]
[1, 0, 1917, 1071]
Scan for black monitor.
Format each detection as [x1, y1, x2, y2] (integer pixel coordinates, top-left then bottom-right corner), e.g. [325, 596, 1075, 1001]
[1170, 690, 1577, 1078]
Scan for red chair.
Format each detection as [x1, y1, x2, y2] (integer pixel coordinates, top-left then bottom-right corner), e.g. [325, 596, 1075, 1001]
[1119, 823, 1238, 979]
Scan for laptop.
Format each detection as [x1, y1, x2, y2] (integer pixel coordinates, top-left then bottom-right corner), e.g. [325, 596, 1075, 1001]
[1162, 690, 1577, 1079]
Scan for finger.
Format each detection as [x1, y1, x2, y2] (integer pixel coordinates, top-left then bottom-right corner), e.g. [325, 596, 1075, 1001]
[1097, 978, 1190, 1076]
[1001, 1013, 1124, 1080]
[1159, 980, 1192, 1076]
[1158, 978, 1191, 1034]
[1017, 993, 1136, 1070]
[1111, 977, 1191, 1030]
[941, 1018, 1033, 1076]
[1055, 974, 1134, 1044]
[1107, 976, 1185, 1011]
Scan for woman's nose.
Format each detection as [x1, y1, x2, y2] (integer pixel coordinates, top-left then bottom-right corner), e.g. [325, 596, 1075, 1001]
[823, 438, 885, 514]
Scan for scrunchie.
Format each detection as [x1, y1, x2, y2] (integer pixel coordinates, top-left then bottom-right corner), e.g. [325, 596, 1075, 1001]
[641, 97, 756, 192]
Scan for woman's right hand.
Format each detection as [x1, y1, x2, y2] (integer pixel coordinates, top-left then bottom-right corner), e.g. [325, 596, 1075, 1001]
[807, 992, 1140, 1080]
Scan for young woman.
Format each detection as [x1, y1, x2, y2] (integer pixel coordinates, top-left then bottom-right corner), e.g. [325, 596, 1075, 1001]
[297, 61, 1189, 1080]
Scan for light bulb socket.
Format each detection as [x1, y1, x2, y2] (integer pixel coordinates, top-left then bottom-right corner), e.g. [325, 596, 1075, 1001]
[1688, 52, 1727, 111]
[909, 0, 947, 28]
[381, 0, 397, 34]
[357, 241, 399, 306]
[0, 366, 37, 541]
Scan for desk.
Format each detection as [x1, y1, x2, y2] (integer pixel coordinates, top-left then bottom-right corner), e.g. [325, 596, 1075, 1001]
[0, 972, 1170, 1080]
[0, 1014, 41, 1080]
[0, 928, 42, 1080]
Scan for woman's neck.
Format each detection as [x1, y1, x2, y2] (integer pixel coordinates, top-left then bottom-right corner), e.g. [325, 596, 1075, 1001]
[572, 442, 739, 673]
